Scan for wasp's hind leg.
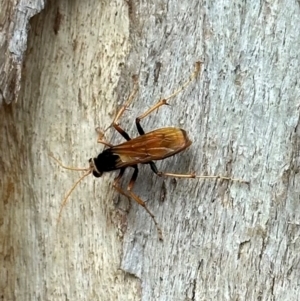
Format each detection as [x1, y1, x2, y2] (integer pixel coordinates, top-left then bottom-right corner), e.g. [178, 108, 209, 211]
[148, 161, 248, 184]
[135, 62, 202, 135]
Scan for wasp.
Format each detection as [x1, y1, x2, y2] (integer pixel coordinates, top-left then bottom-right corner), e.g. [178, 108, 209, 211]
[51, 62, 248, 240]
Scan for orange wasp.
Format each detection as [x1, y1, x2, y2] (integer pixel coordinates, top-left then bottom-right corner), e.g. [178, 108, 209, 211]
[51, 62, 247, 239]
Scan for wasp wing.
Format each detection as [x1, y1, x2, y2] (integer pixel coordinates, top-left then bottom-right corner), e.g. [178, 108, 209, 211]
[110, 127, 192, 168]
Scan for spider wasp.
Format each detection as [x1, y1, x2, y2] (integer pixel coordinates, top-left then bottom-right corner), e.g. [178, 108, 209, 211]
[51, 62, 248, 240]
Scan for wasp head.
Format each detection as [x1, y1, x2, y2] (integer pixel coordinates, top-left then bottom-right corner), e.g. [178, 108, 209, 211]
[89, 158, 103, 177]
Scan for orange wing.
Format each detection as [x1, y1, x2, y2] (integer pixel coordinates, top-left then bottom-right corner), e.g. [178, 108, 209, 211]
[110, 127, 192, 168]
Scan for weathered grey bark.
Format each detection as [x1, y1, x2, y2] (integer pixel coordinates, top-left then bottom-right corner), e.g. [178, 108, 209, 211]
[1, 0, 300, 300]
[0, 0, 45, 105]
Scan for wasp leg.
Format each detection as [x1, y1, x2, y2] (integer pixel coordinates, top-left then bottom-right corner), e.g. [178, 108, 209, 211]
[148, 162, 249, 184]
[95, 128, 114, 147]
[113, 168, 126, 184]
[96, 124, 131, 145]
[112, 124, 131, 141]
[110, 75, 139, 140]
[112, 168, 133, 210]
[135, 62, 202, 134]
[149, 161, 159, 174]
[112, 75, 139, 126]
[114, 165, 163, 240]
[113, 166, 163, 239]
[159, 172, 248, 183]
[113, 168, 128, 197]
[96, 76, 138, 143]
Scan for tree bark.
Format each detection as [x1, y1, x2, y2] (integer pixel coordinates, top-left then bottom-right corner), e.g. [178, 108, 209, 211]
[0, 0, 45, 105]
[1, 0, 300, 300]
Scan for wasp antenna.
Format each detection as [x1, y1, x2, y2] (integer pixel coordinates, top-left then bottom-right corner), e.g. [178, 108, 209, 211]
[57, 170, 92, 225]
[49, 153, 90, 172]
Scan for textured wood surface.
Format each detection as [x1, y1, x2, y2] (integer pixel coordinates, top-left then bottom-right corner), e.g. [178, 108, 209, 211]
[1, 0, 300, 300]
[0, 0, 45, 105]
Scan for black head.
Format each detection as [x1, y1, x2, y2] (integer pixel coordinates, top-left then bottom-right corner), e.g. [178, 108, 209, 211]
[89, 158, 103, 177]
[90, 149, 120, 176]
